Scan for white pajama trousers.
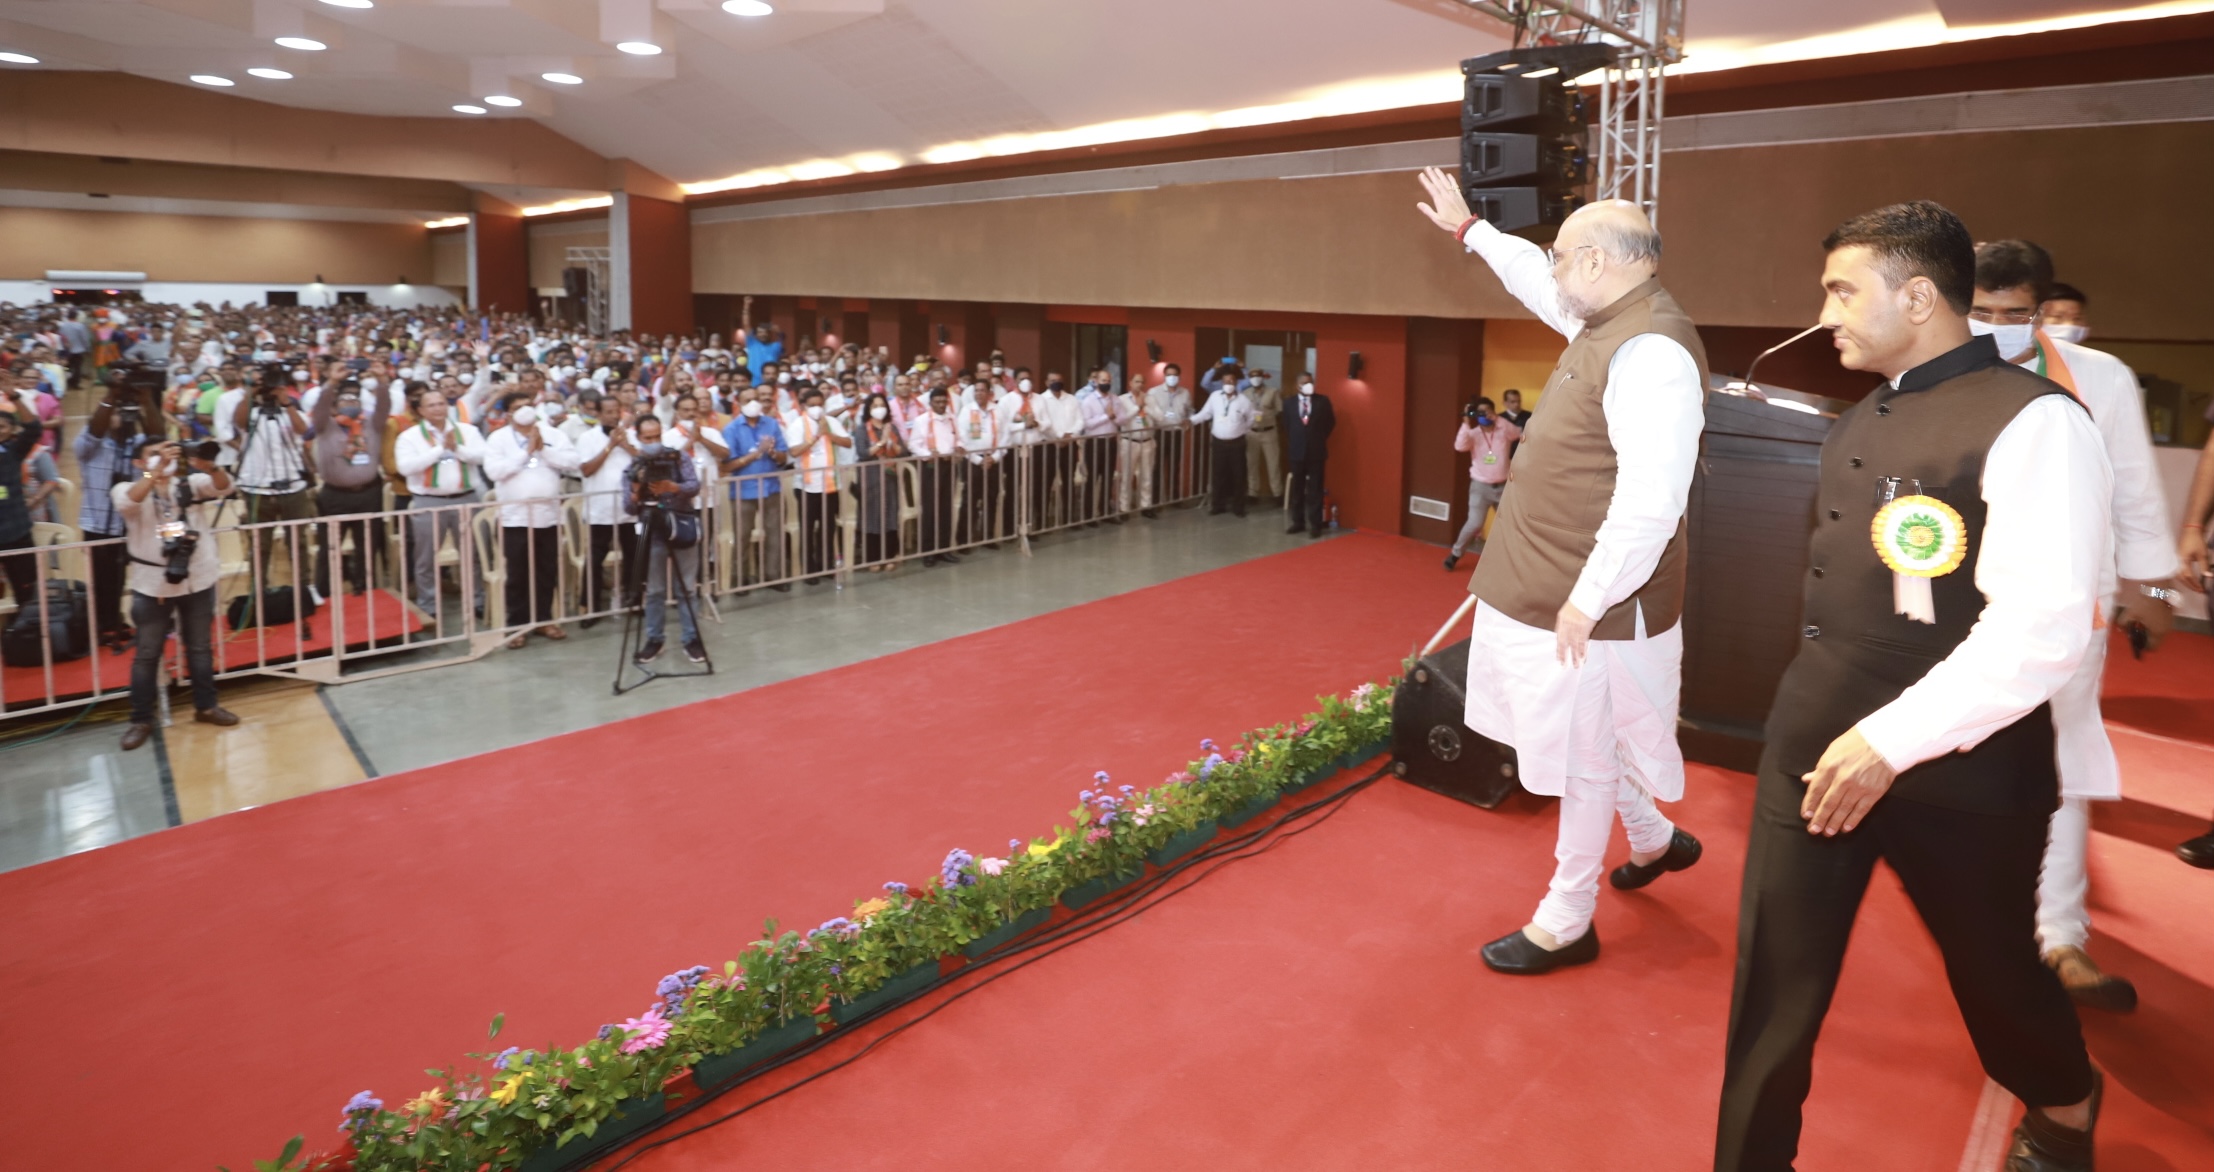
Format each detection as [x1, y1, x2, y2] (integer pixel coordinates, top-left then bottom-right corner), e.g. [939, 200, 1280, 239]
[2036, 623, 2118, 954]
[1536, 656, 1679, 942]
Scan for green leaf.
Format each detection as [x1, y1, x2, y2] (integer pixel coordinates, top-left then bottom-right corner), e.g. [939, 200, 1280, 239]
[489, 1012, 505, 1039]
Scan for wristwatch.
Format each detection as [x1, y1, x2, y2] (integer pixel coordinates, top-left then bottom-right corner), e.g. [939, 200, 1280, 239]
[2139, 583, 2181, 607]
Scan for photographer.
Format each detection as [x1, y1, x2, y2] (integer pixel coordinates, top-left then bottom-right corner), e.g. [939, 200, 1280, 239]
[222, 362, 316, 595]
[115, 439, 239, 751]
[626, 415, 705, 665]
[76, 365, 170, 648]
[308, 378, 392, 598]
[0, 398, 43, 608]
[1442, 396, 1520, 572]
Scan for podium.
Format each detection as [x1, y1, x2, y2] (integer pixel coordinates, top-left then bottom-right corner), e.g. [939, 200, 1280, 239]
[1678, 375, 1855, 771]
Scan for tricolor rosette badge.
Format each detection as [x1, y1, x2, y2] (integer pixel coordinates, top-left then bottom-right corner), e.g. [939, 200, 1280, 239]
[1870, 494, 1968, 578]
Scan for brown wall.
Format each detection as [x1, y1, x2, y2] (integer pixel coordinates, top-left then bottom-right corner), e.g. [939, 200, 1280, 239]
[527, 218, 609, 293]
[695, 121, 2214, 342]
[431, 230, 469, 289]
[0, 149, 470, 214]
[626, 194, 695, 337]
[0, 206, 430, 283]
[473, 212, 529, 315]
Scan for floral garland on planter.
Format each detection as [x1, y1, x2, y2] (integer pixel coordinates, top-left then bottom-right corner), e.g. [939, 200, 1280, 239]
[227, 683, 1395, 1172]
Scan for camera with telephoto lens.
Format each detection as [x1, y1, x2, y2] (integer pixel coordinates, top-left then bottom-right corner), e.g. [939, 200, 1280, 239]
[158, 476, 200, 585]
[629, 448, 683, 493]
[254, 361, 292, 405]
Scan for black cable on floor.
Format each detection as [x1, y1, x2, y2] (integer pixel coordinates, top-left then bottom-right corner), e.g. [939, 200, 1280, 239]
[596, 762, 1391, 1171]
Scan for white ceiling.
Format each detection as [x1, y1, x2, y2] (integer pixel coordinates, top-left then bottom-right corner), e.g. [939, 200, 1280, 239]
[0, 0, 2198, 192]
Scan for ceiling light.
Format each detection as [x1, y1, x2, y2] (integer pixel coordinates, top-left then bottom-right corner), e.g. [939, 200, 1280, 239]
[452, 104, 487, 114]
[615, 41, 662, 55]
[246, 67, 293, 80]
[722, 1, 775, 14]
[190, 74, 236, 87]
[541, 72, 583, 85]
[274, 36, 327, 51]
[484, 95, 522, 107]
[317, 0, 374, 7]
[0, 51, 39, 65]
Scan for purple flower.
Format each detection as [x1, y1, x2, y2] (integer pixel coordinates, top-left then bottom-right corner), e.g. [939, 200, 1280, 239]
[884, 881, 909, 895]
[829, 963, 844, 976]
[1009, 839, 1024, 853]
[340, 1090, 382, 1133]
[1200, 752, 1225, 779]
[492, 1046, 521, 1071]
[1119, 785, 1134, 795]
[941, 848, 977, 888]
[1200, 738, 1218, 752]
[597, 1024, 618, 1040]
[657, 964, 714, 1015]
[1093, 770, 1111, 783]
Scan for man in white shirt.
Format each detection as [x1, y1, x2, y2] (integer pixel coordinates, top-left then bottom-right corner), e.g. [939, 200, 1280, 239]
[782, 387, 850, 581]
[1075, 367, 1122, 525]
[1147, 366, 1194, 503]
[958, 378, 1008, 545]
[391, 388, 485, 621]
[997, 368, 1053, 533]
[1190, 367, 1257, 517]
[1117, 373, 1162, 519]
[1037, 374, 1086, 528]
[483, 406, 580, 647]
[1416, 167, 1708, 975]
[906, 385, 964, 565]
[113, 439, 239, 751]
[1970, 241, 2183, 1014]
[1715, 202, 2107, 1172]
[574, 395, 640, 622]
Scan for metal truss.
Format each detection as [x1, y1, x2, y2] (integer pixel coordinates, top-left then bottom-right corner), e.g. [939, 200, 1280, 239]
[566, 246, 612, 337]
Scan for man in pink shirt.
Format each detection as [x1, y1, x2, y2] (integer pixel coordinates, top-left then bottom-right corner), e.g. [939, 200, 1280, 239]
[1444, 396, 1520, 571]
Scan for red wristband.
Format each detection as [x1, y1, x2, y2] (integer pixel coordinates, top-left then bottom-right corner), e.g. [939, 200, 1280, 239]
[1456, 216, 1480, 242]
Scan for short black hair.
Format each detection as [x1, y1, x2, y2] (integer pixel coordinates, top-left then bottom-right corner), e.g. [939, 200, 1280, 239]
[2045, 282, 2087, 307]
[1973, 239, 2054, 303]
[1474, 396, 1496, 411]
[1822, 200, 1975, 315]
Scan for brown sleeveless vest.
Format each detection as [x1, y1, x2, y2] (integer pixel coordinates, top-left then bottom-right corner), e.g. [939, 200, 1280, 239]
[1467, 278, 1708, 640]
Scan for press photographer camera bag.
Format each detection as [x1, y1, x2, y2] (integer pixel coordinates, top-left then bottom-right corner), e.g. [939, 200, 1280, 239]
[226, 585, 319, 631]
[2, 579, 91, 666]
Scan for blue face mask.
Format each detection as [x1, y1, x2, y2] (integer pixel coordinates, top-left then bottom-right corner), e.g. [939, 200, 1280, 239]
[338, 402, 362, 418]
[638, 441, 666, 457]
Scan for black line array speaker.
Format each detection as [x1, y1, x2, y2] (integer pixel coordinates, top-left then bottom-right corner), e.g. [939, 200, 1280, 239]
[1391, 637, 1522, 808]
[1458, 43, 1613, 243]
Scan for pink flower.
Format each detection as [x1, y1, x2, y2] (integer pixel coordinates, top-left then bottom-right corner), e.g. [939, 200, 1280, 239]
[1166, 770, 1195, 786]
[978, 857, 1007, 876]
[1085, 826, 1111, 843]
[1133, 803, 1157, 827]
[617, 1006, 671, 1054]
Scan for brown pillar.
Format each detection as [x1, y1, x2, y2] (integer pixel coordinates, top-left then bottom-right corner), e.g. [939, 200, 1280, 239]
[469, 192, 529, 316]
[1401, 317, 1486, 544]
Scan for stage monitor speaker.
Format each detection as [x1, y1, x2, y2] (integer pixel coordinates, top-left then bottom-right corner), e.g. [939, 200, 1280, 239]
[1390, 637, 1522, 808]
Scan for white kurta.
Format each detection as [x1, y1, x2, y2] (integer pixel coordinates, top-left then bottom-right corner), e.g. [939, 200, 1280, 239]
[2027, 337, 2179, 799]
[1456, 221, 1706, 803]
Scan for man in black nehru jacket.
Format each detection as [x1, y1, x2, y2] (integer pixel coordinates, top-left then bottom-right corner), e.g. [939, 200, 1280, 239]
[1715, 202, 2111, 1172]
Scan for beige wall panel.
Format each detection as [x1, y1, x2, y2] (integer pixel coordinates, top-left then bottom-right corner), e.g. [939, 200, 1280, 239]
[0, 150, 470, 213]
[695, 121, 2214, 341]
[0, 207, 431, 284]
[431, 231, 469, 288]
[527, 218, 610, 291]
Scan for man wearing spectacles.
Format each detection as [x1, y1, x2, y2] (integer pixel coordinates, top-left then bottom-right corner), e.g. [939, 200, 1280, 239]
[1970, 240, 2183, 1016]
[1415, 167, 1710, 976]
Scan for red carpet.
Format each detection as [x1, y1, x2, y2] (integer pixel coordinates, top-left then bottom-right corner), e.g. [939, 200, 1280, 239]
[1, 586, 423, 706]
[1, 544, 2207, 1171]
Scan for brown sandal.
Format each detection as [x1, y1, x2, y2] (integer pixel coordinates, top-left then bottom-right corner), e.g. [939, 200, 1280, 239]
[506, 633, 528, 649]
[539, 625, 567, 641]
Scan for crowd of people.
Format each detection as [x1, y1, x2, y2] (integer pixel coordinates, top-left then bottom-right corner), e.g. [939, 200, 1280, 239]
[0, 295, 1341, 742]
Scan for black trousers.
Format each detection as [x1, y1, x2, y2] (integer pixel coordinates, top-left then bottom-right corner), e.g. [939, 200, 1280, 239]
[1286, 456, 1327, 531]
[1083, 437, 1116, 520]
[797, 489, 837, 578]
[0, 530, 34, 607]
[1208, 437, 1247, 515]
[501, 524, 560, 627]
[314, 483, 387, 597]
[1715, 761, 2094, 1171]
[966, 460, 1007, 543]
[917, 461, 957, 554]
[586, 522, 638, 611]
[89, 534, 130, 636]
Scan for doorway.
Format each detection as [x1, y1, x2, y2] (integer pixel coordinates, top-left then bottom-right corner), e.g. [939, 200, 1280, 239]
[1071, 323, 1128, 389]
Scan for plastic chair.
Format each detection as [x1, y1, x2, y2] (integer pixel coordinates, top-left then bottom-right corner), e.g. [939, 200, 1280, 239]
[897, 460, 922, 551]
[471, 506, 507, 631]
[556, 496, 588, 619]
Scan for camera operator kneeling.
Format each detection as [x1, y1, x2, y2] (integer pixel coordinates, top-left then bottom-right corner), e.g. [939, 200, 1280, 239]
[117, 439, 240, 751]
[628, 416, 705, 666]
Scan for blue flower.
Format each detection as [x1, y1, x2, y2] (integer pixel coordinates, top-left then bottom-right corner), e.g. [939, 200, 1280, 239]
[941, 848, 977, 888]
[340, 1090, 382, 1132]
[884, 881, 909, 895]
[1009, 839, 1024, 853]
[1200, 738, 1218, 752]
[492, 1046, 521, 1071]
[829, 963, 844, 976]
[1094, 770, 1111, 783]
[1119, 785, 1134, 795]
[1200, 752, 1225, 779]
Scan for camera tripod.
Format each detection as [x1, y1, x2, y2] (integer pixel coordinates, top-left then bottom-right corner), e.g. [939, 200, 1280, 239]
[611, 504, 714, 694]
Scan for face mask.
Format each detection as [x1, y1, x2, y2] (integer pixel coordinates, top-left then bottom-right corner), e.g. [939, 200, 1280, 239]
[1967, 317, 2036, 359]
[777, 372, 791, 385]
[1164, 375, 1180, 388]
[2042, 323, 2087, 344]
[293, 369, 310, 382]
[338, 403, 362, 418]
[870, 406, 889, 421]
[740, 400, 762, 419]
[638, 442, 666, 457]
[360, 377, 379, 392]
[543, 402, 565, 421]
[806, 405, 824, 420]
[1018, 378, 1033, 393]
[1299, 384, 1313, 395]
[511, 406, 538, 427]
[1049, 383, 1064, 394]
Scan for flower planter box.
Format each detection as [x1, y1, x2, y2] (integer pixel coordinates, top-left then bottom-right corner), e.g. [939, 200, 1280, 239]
[1059, 868, 1141, 911]
[516, 1092, 665, 1172]
[1218, 791, 1277, 828]
[829, 962, 938, 1024]
[961, 907, 1052, 958]
[1145, 821, 1218, 867]
[1282, 758, 1340, 793]
[690, 1015, 818, 1090]
[1343, 737, 1390, 769]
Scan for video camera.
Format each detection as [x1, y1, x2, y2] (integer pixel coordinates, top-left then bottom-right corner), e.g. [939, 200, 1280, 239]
[628, 447, 684, 493]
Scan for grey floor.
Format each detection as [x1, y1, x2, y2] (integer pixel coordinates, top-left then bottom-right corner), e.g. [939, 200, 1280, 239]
[0, 507, 1326, 873]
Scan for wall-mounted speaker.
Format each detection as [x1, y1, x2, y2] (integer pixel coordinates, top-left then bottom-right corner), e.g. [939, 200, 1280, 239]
[1347, 351, 1365, 379]
[1145, 338, 1163, 363]
[936, 324, 951, 346]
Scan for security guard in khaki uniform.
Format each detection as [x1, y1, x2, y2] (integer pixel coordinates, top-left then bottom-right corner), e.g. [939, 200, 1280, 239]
[1245, 369, 1283, 502]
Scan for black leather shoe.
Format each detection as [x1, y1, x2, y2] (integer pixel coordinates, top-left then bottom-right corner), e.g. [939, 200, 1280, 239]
[2005, 1069, 2100, 1171]
[1609, 829, 1703, 890]
[2179, 826, 2214, 869]
[1442, 553, 1460, 571]
[1481, 925, 1599, 975]
[1285, 524, 1306, 535]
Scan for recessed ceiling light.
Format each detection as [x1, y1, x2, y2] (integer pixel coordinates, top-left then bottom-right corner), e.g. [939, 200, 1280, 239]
[318, 0, 374, 8]
[452, 104, 487, 114]
[274, 36, 327, 51]
[615, 41, 662, 55]
[541, 72, 583, 85]
[246, 67, 293, 80]
[0, 51, 39, 65]
[190, 74, 236, 87]
[722, 1, 774, 14]
[484, 94, 522, 107]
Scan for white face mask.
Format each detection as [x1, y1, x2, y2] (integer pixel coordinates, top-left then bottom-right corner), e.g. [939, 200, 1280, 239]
[2042, 323, 2087, 345]
[740, 400, 762, 419]
[1299, 384, 1313, 395]
[360, 377, 379, 392]
[805, 405, 824, 420]
[1164, 375, 1180, 388]
[869, 406, 889, 421]
[777, 372, 791, 385]
[1967, 317, 2037, 359]
[1017, 378, 1033, 393]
